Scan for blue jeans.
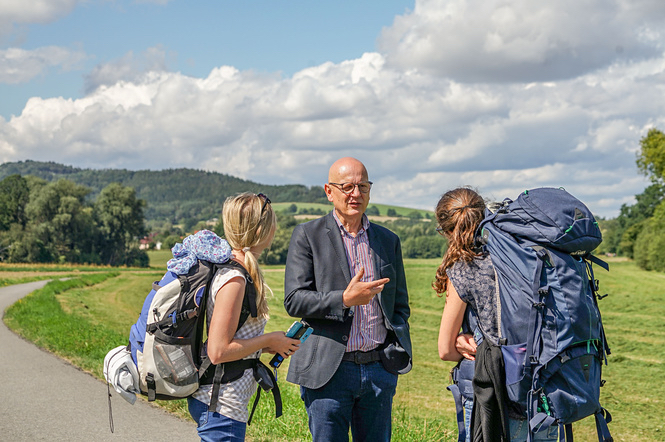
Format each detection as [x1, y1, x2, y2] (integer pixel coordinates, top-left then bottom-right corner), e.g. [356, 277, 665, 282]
[187, 397, 246, 442]
[462, 396, 473, 442]
[300, 361, 398, 442]
[463, 398, 558, 442]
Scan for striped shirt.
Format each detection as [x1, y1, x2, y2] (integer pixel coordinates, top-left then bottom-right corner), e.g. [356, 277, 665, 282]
[333, 211, 388, 352]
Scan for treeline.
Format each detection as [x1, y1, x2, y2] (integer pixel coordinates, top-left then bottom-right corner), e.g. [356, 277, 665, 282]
[0, 161, 442, 266]
[596, 128, 665, 271]
[201, 212, 444, 264]
[0, 161, 327, 224]
[0, 175, 148, 266]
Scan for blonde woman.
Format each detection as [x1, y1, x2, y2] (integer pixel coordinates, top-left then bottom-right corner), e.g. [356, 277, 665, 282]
[188, 193, 301, 441]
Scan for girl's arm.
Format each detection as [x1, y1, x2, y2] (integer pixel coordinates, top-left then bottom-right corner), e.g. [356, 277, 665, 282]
[206, 275, 300, 365]
[438, 282, 468, 361]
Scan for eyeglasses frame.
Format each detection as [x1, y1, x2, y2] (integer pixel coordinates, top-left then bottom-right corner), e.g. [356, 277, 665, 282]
[328, 181, 373, 195]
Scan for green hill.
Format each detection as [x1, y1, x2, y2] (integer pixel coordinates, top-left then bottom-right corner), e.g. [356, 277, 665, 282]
[0, 160, 328, 223]
[0, 160, 433, 225]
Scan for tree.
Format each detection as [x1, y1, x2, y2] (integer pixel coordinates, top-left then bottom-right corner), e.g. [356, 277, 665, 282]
[94, 183, 147, 266]
[261, 213, 297, 265]
[406, 210, 423, 220]
[365, 206, 380, 216]
[605, 182, 665, 256]
[0, 175, 30, 230]
[24, 179, 95, 263]
[637, 128, 665, 182]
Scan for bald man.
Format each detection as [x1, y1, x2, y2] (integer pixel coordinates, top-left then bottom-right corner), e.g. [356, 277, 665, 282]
[284, 157, 412, 441]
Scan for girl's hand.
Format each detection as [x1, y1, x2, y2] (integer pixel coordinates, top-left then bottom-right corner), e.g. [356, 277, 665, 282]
[456, 333, 477, 360]
[264, 331, 301, 359]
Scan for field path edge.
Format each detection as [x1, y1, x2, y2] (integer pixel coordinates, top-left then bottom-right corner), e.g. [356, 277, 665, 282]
[0, 280, 197, 441]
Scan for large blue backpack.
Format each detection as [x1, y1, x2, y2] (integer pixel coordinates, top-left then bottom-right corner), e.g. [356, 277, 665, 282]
[477, 187, 612, 442]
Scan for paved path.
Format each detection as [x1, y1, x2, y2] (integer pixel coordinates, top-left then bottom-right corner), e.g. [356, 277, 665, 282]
[0, 281, 198, 441]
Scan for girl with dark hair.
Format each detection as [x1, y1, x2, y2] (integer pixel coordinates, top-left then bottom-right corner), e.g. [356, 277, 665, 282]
[434, 187, 557, 442]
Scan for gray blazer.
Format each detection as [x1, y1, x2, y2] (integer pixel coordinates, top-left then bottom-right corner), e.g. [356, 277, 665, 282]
[284, 212, 412, 389]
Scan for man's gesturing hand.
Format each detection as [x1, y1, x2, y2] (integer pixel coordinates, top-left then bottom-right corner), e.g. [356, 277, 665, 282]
[342, 267, 390, 307]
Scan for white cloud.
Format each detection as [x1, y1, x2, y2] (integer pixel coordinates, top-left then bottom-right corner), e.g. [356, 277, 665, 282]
[379, 0, 665, 83]
[0, 46, 86, 84]
[0, 0, 80, 24]
[84, 46, 171, 93]
[2, 0, 665, 218]
[0, 0, 81, 37]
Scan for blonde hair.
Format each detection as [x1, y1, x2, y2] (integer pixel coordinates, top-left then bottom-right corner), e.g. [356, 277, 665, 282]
[433, 187, 486, 295]
[222, 192, 276, 318]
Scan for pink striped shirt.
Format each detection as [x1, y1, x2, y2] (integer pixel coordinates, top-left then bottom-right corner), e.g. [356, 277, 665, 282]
[333, 211, 388, 352]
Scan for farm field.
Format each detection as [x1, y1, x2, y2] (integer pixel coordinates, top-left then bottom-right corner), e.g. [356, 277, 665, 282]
[2, 256, 662, 441]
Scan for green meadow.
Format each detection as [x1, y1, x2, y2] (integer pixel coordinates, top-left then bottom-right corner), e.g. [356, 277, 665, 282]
[2, 257, 663, 441]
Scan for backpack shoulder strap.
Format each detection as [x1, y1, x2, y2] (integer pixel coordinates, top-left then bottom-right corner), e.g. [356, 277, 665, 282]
[214, 260, 258, 329]
[586, 254, 609, 271]
[201, 261, 261, 411]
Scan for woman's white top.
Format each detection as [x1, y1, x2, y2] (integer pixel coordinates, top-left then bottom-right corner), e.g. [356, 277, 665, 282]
[190, 266, 267, 422]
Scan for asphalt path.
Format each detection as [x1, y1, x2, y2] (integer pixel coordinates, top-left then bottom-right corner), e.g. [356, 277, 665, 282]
[0, 281, 198, 441]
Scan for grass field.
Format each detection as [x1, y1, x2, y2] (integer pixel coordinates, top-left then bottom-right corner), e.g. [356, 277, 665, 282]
[2, 256, 663, 441]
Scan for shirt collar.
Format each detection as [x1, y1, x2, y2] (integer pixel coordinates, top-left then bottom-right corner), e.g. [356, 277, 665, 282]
[332, 211, 369, 236]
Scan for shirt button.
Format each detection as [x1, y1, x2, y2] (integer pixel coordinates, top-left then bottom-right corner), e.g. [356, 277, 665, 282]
[342, 335, 348, 342]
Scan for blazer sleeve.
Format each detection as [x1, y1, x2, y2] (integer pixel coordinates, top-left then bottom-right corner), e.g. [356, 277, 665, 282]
[283, 222, 348, 321]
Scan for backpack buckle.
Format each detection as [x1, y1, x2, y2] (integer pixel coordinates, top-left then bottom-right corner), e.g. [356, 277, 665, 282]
[529, 355, 539, 364]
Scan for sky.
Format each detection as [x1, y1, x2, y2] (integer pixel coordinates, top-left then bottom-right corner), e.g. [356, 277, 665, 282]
[1, 0, 664, 219]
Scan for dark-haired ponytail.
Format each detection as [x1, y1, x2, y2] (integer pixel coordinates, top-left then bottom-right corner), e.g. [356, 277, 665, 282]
[432, 188, 485, 295]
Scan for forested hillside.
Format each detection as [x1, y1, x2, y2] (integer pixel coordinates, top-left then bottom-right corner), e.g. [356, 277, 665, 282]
[0, 160, 447, 265]
[597, 128, 665, 271]
[0, 160, 327, 223]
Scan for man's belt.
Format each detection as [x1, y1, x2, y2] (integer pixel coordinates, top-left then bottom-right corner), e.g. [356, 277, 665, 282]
[342, 349, 382, 364]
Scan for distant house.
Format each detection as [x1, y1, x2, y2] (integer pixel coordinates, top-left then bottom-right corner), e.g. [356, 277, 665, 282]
[139, 232, 161, 250]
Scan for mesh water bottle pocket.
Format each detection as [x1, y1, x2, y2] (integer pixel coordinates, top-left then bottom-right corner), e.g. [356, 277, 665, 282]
[153, 342, 197, 387]
[502, 343, 531, 408]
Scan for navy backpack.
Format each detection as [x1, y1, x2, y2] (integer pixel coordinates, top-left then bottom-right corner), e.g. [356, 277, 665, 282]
[477, 187, 612, 442]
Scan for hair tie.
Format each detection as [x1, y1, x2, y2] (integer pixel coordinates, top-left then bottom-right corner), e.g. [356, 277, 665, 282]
[455, 205, 472, 212]
[242, 246, 251, 253]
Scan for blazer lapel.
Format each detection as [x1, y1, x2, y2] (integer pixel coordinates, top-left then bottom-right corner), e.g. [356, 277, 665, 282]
[368, 223, 385, 275]
[325, 213, 352, 284]
[368, 223, 385, 302]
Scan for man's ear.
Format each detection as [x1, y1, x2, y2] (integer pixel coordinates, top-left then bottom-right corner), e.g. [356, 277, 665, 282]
[324, 184, 334, 202]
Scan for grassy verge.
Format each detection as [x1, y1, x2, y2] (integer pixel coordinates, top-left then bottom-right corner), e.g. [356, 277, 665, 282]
[3, 257, 662, 441]
[3, 273, 120, 374]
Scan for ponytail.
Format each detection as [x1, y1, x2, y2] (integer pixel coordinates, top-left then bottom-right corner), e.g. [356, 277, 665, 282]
[432, 188, 485, 295]
[222, 193, 276, 319]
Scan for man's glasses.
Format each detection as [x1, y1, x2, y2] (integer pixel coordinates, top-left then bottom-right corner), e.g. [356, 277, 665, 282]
[257, 193, 271, 215]
[328, 181, 373, 195]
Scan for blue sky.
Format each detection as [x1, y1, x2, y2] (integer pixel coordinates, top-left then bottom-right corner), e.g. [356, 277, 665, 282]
[2, 0, 665, 218]
[2, 1, 412, 117]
